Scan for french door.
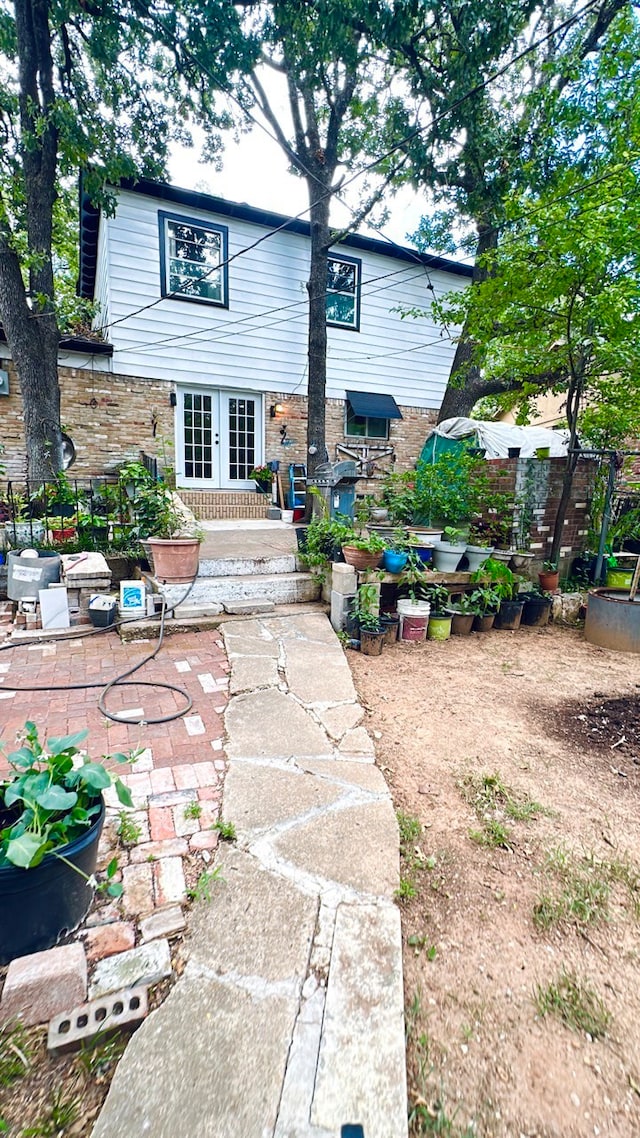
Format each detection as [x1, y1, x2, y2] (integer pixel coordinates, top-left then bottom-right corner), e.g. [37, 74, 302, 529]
[176, 388, 262, 489]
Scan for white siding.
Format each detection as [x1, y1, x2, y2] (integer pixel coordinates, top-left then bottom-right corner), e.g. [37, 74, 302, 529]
[98, 189, 468, 410]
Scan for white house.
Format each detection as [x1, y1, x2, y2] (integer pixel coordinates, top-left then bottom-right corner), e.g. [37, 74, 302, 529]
[2, 178, 472, 502]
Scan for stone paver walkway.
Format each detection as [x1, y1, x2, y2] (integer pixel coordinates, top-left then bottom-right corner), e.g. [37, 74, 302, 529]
[92, 611, 407, 1138]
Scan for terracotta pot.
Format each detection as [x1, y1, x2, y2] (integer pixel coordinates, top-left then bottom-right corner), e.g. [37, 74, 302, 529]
[538, 570, 559, 591]
[341, 546, 383, 571]
[147, 538, 200, 583]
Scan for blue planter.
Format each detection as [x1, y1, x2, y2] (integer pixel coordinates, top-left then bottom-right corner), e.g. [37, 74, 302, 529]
[416, 545, 433, 564]
[382, 549, 408, 574]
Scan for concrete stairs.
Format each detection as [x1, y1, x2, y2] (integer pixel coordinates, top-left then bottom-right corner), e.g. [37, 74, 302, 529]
[160, 547, 321, 614]
[179, 490, 271, 521]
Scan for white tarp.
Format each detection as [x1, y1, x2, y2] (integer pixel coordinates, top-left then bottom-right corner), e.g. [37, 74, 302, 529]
[433, 417, 570, 458]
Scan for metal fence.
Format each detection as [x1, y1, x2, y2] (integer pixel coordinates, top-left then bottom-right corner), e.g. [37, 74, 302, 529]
[0, 477, 143, 552]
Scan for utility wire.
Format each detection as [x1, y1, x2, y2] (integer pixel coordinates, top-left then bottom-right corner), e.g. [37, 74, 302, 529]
[91, 0, 602, 336]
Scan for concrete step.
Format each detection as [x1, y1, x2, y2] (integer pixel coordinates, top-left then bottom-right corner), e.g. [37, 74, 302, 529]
[199, 553, 298, 578]
[160, 572, 320, 610]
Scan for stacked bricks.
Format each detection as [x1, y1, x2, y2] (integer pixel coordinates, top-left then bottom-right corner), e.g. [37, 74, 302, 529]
[61, 551, 113, 621]
[483, 456, 598, 571]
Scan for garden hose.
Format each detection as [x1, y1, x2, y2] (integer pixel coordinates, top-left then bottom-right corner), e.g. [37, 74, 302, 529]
[0, 576, 200, 726]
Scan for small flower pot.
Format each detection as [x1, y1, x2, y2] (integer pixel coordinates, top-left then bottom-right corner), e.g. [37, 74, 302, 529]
[380, 614, 400, 644]
[538, 570, 560, 591]
[451, 612, 474, 635]
[495, 599, 525, 630]
[473, 613, 495, 632]
[522, 595, 552, 627]
[382, 549, 408, 574]
[360, 628, 385, 656]
[427, 614, 452, 641]
[432, 541, 466, 573]
[465, 545, 494, 572]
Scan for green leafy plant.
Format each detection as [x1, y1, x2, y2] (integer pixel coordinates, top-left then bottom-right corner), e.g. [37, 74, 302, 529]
[248, 464, 274, 486]
[187, 865, 224, 903]
[213, 819, 237, 841]
[183, 800, 203, 821]
[542, 559, 558, 572]
[0, 1022, 31, 1087]
[0, 723, 133, 870]
[398, 551, 432, 601]
[471, 557, 519, 601]
[351, 582, 381, 632]
[116, 810, 142, 847]
[468, 586, 501, 615]
[424, 583, 450, 615]
[22, 1087, 81, 1136]
[300, 513, 356, 573]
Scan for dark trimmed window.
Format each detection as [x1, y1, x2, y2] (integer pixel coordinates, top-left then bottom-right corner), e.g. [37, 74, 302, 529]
[326, 255, 361, 330]
[159, 211, 228, 307]
[345, 404, 389, 439]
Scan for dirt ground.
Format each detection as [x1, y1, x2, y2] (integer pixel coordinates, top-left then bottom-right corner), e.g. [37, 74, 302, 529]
[349, 623, 640, 1138]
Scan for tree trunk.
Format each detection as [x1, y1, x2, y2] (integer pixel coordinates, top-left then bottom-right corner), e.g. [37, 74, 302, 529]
[304, 189, 332, 517]
[1, 0, 63, 480]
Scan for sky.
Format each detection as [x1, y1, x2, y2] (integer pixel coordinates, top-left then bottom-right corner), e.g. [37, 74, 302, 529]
[167, 116, 429, 253]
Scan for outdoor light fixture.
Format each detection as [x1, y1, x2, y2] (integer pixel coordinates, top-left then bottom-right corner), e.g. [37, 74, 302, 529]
[169, 391, 177, 407]
[270, 402, 285, 418]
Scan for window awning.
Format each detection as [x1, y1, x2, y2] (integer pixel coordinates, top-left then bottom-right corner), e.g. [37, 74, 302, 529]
[346, 390, 403, 420]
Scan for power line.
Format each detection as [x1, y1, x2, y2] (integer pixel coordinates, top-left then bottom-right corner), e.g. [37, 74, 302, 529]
[92, 0, 602, 336]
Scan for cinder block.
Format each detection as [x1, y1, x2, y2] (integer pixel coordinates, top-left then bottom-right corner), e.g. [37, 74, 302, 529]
[0, 944, 87, 1028]
[330, 590, 354, 632]
[331, 563, 357, 596]
[47, 986, 149, 1056]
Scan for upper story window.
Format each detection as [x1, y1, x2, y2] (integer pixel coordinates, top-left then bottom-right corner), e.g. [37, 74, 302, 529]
[159, 211, 229, 307]
[326, 255, 361, 330]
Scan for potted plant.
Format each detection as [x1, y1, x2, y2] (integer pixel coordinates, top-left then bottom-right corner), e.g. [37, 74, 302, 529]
[432, 526, 467, 573]
[351, 582, 385, 655]
[0, 723, 133, 964]
[464, 525, 494, 573]
[425, 582, 453, 641]
[446, 592, 476, 635]
[521, 586, 553, 627]
[538, 559, 560, 591]
[382, 528, 412, 574]
[249, 464, 274, 495]
[472, 558, 524, 630]
[122, 461, 203, 583]
[469, 586, 501, 632]
[300, 514, 355, 574]
[341, 531, 386, 572]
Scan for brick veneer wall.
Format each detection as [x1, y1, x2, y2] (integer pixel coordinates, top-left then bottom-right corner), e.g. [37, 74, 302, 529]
[265, 392, 437, 497]
[0, 361, 175, 478]
[484, 457, 597, 570]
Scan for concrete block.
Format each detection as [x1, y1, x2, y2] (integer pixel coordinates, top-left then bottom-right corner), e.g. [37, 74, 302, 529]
[172, 602, 224, 618]
[89, 939, 172, 1000]
[330, 590, 354, 632]
[1, 943, 87, 1027]
[331, 563, 357, 596]
[48, 986, 149, 1056]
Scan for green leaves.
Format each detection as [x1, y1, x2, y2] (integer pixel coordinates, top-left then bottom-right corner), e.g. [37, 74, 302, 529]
[5, 832, 43, 869]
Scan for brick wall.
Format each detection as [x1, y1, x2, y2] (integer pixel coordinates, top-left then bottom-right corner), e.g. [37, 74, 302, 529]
[265, 392, 436, 498]
[484, 456, 596, 570]
[0, 361, 174, 479]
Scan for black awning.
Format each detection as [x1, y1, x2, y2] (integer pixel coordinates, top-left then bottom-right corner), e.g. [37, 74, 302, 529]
[346, 390, 403, 420]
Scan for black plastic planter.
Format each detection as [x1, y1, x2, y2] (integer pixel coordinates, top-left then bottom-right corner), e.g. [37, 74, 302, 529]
[495, 599, 525, 630]
[522, 595, 552, 627]
[0, 801, 105, 965]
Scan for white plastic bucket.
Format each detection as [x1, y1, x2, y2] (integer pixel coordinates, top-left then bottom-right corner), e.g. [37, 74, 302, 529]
[396, 599, 430, 637]
[281, 509, 294, 523]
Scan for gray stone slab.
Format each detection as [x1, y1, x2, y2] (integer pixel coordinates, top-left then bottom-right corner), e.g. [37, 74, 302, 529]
[224, 634, 280, 659]
[188, 846, 317, 983]
[284, 640, 356, 704]
[91, 974, 298, 1138]
[274, 801, 399, 897]
[223, 760, 345, 837]
[311, 902, 408, 1138]
[89, 939, 172, 1000]
[315, 703, 364, 740]
[261, 611, 337, 645]
[225, 688, 332, 761]
[223, 599, 275, 614]
[339, 726, 375, 756]
[300, 759, 390, 795]
[229, 653, 280, 694]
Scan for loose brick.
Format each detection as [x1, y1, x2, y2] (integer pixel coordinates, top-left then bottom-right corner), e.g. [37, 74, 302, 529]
[121, 863, 154, 917]
[81, 922, 136, 964]
[148, 806, 176, 842]
[1, 944, 87, 1028]
[139, 905, 186, 943]
[190, 830, 220, 852]
[90, 940, 172, 1000]
[153, 857, 187, 906]
[48, 986, 149, 1056]
[129, 837, 188, 863]
[149, 767, 176, 795]
[148, 789, 196, 809]
[173, 764, 197, 790]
